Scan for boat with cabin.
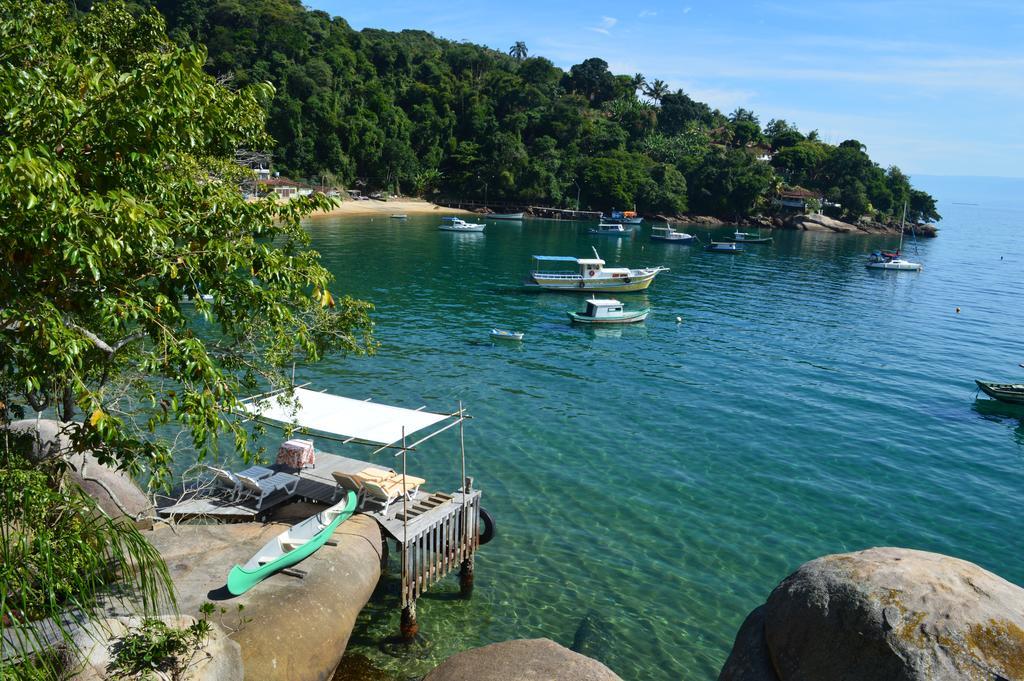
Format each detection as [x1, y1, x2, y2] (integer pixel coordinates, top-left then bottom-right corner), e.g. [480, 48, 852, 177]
[568, 298, 650, 325]
[588, 222, 632, 236]
[529, 247, 668, 292]
[650, 224, 696, 243]
[609, 210, 643, 225]
[439, 217, 485, 232]
[975, 380, 1024, 405]
[227, 491, 358, 595]
[705, 241, 743, 253]
[487, 212, 525, 220]
[726, 230, 772, 244]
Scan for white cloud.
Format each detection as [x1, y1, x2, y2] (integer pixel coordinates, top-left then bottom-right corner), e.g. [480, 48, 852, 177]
[588, 16, 618, 35]
[639, 9, 657, 18]
[683, 6, 692, 13]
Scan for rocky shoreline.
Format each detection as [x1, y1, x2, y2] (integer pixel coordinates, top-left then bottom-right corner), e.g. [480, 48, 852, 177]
[658, 212, 939, 238]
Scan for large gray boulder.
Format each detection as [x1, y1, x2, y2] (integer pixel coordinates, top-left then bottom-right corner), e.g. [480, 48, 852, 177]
[147, 511, 382, 681]
[67, 615, 242, 681]
[719, 547, 1024, 681]
[783, 214, 864, 233]
[423, 638, 623, 681]
[5, 419, 154, 526]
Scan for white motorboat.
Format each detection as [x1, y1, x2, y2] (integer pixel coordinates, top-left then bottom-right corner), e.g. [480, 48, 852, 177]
[650, 225, 696, 243]
[588, 222, 631, 236]
[567, 298, 650, 324]
[439, 217, 485, 232]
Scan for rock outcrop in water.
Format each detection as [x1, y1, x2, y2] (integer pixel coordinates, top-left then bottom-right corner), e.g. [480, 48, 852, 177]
[718, 547, 1024, 681]
[424, 638, 622, 681]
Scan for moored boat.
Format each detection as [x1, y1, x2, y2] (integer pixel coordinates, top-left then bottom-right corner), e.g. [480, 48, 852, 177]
[390, 214, 408, 219]
[568, 298, 649, 324]
[726, 230, 772, 244]
[490, 328, 524, 341]
[866, 252, 922, 271]
[650, 224, 696, 243]
[705, 241, 743, 253]
[439, 217, 485, 232]
[529, 248, 668, 292]
[866, 202, 921, 271]
[226, 491, 357, 595]
[588, 222, 631, 236]
[975, 380, 1024, 405]
[487, 212, 525, 220]
[609, 210, 643, 225]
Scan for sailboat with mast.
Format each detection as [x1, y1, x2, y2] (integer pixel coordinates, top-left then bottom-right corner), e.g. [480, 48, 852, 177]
[866, 203, 922, 271]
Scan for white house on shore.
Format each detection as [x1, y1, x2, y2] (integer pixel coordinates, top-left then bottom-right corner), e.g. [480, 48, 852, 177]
[261, 177, 314, 200]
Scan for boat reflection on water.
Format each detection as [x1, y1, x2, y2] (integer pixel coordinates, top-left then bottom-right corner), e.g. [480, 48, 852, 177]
[971, 397, 1024, 447]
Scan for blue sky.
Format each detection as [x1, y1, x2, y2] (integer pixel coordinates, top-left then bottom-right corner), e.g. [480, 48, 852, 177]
[312, 1, 1024, 178]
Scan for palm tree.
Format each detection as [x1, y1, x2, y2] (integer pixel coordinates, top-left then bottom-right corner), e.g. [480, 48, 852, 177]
[643, 78, 669, 104]
[508, 41, 528, 61]
[632, 73, 647, 96]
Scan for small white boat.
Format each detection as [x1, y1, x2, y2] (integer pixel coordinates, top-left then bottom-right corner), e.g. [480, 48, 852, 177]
[866, 252, 922, 271]
[390, 214, 408, 219]
[439, 217, 485, 232]
[568, 298, 650, 325]
[490, 328, 524, 341]
[727, 230, 772, 244]
[488, 212, 524, 220]
[865, 202, 922, 271]
[705, 241, 743, 253]
[588, 222, 631, 236]
[650, 225, 696, 243]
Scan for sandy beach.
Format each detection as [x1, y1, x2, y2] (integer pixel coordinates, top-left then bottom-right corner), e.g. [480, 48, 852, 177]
[310, 197, 472, 218]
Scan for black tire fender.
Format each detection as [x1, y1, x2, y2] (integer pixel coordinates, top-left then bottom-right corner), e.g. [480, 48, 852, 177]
[478, 506, 496, 545]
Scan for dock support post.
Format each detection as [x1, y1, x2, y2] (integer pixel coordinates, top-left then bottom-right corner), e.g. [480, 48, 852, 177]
[400, 601, 418, 641]
[459, 555, 475, 599]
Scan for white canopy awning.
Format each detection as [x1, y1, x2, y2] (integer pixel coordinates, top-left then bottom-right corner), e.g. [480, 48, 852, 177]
[240, 387, 453, 447]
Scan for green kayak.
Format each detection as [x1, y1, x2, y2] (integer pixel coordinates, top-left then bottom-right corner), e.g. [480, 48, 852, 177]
[227, 491, 357, 596]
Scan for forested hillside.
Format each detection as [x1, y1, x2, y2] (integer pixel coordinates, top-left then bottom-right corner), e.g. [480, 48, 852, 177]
[146, 0, 938, 222]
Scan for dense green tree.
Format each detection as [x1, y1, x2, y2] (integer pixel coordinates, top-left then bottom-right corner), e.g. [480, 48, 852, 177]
[1, 0, 375, 672]
[137, 0, 937, 221]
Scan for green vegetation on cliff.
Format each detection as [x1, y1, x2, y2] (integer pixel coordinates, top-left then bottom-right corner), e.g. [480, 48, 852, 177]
[142, 0, 938, 222]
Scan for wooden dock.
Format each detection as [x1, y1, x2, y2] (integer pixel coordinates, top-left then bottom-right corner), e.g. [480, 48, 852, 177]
[158, 450, 483, 618]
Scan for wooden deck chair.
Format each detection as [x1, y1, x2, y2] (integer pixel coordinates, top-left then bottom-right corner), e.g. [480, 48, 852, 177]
[331, 470, 368, 507]
[237, 471, 299, 510]
[360, 472, 426, 515]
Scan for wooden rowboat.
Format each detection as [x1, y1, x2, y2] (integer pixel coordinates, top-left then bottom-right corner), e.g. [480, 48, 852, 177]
[975, 380, 1024, 405]
[226, 491, 357, 596]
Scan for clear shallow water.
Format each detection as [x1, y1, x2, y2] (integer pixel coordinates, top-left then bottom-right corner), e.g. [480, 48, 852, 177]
[271, 188, 1020, 679]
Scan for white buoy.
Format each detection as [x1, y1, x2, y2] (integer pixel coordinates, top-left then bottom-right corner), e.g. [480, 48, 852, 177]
[676, 316, 683, 323]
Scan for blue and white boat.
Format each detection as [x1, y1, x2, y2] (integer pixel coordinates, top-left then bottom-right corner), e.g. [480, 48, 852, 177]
[439, 217, 485, 232]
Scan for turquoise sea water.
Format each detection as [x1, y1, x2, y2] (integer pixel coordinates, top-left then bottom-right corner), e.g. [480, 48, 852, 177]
[284, 182, 1021, 680]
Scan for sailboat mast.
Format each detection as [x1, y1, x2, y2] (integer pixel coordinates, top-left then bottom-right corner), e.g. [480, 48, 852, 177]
[898, 201, 907, 253]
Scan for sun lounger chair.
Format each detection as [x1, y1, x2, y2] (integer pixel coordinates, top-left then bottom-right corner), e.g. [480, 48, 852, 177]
[358, 470, 426, 515]
[331, 470, 370, 507]
[206, 465, 275, 501]
[207, 466, 243, 500]
[237, 471, 299, 510]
